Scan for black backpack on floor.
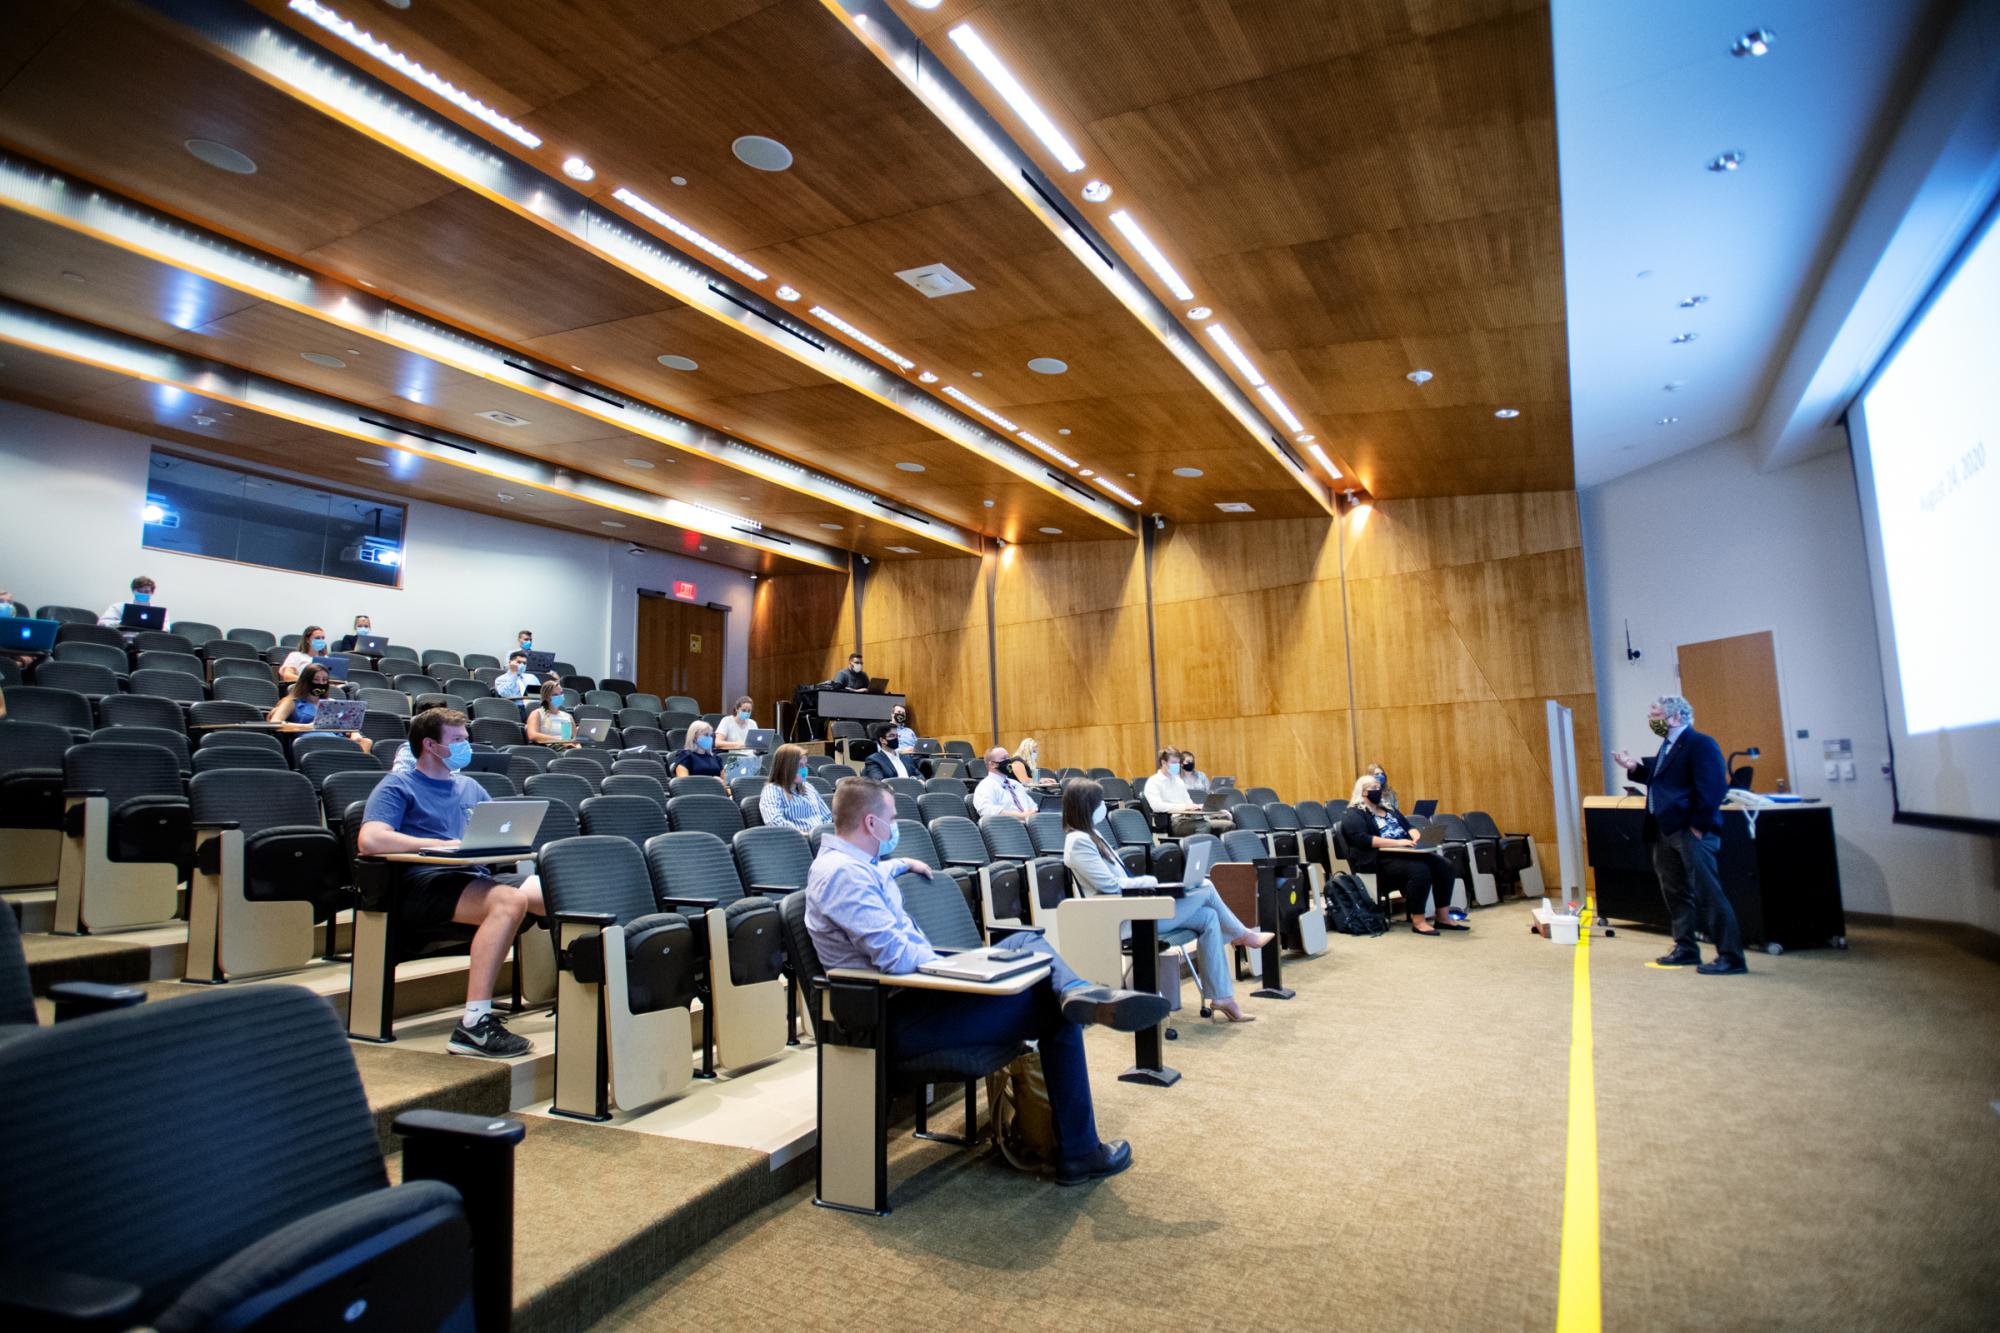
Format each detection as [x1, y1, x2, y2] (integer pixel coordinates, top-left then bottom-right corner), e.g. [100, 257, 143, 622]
[1324, 872, 1387, 936]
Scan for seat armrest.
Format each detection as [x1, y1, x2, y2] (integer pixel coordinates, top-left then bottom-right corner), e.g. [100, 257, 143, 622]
[0, 1265, 143, 1331]
[658, 894, 724, 912]
[394, 1110, 523, 1333]
[554, 910, 614, 983]
[62, 788, 108, 799]
[48, 981, 146, 1022]
[193, 820, 242, 831]
[747, 883, 794, 898]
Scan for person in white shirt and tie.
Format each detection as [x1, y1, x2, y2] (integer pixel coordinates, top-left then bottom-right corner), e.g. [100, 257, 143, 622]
[972, 746, 1038, 820]
[861, 723, 917, 781]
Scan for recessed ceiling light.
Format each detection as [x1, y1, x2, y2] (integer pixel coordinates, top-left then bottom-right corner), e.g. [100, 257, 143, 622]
[1493, 408, 1521, 419]
[972, 370, 984, 378]
[59, 270, 86, 284]
[1057, 428, 1072, 435]
[1034, 527, 1061, 535]
[288, 0, 541, 147]
[622, 458, 656, 469]
[948, 23, 1086, 173]
[1125, 473, 1136, 478]
[1173, 466, 1204, 478]
[656, 354, 700, 371]
[918, 371, 939, 383]
[1663, 381, 1686, 391]
[1109, 209, 1195, 301]
[1204, 324, 1265, 386]
[600, 519, 627, 529]
[820, 522, 844, 530]
[1027, 357, 1068, 375]
[1295, 433, 1315, 443]
[354, 456, 389, 467]
[887, 545, 920, 553]
[775, 285, 800, 301]
[896, 461, 926, 472]
[184, 137, 257, 174]
[1079, 468, 1094, 476]
[614, 186, 766, 281]
[1215, 502, 1254, 513]
[670, 175, 688, 186]
[982, 499, 995, 507]
[1679, 294, 1710, 308]
[561, 157, 595, 182]
[1707, 150, 1745, 173]
[1731, 28, 1775, 57]
[301, 351, 347, 369]
[1081, 180, 1112, 203]
[191, 413, 216, 427]
[1657, 417, 1680, 425]
[1671, 332, 1699, 344]
[1406, 369, 1434, 384]
[809, 305, 915, 369]
[731, 135, 794, 172]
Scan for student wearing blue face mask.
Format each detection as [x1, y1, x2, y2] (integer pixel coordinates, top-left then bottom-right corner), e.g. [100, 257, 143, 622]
[98, 575, 163, 628]
[670, 718, 725, 779]
[358, 708, 545, 1058]
[714, 696, 758, 751]
[1143, 745, 1233, 837]
[279, 624, 329, 683]
[525, 678, 579, 749]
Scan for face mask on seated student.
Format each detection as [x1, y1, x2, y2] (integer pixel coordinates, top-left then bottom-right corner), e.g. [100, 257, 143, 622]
[696, 734, 715, 751]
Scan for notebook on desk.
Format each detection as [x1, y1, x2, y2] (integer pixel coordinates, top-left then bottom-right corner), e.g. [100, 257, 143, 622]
[917, 945, 1046, 983]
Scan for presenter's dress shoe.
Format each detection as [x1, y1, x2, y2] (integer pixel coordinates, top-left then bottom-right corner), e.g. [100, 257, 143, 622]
[1696, 959, 1748, 976]
[1056, 1139, 1133, 1186]
[1655, 951, 1700, 967]
[1061, 985, 1171, 1033]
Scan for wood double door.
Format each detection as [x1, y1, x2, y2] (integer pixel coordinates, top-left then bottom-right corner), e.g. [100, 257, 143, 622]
[637, 593, 726, 712]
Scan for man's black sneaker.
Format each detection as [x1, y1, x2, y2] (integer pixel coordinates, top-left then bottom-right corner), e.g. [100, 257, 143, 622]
[1696, 959, 1748, 976]
[448, 1012, 533, 1058]
[1655, 951, 1700, 967]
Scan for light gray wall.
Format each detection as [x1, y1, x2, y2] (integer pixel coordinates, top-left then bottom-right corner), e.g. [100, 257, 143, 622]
[1580, 428, 1999, 930]
[0, 398, 749, 696]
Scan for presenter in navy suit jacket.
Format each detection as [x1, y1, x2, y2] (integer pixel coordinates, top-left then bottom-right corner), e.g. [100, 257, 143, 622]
[1611, 695, 1745, 974]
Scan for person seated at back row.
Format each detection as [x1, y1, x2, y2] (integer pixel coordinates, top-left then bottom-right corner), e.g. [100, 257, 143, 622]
[279, 625, 329, 684]
[973, 746, 1038, 821]
[805, 776, 1170, 1185]
[714, 696, 758, 750]
[99, 575, 163, 628]
[357, 707, 545, 1058]
[1339, 775, 1465, 936]
[759, 743, 830, 832]
[1004, 737, 1060, 793]
[831, 650, 869, 692]
[269, 664, 372, 753]
[862, 723, 917, 781]
[670, 719, 724, 780]
[1178, 749, 1210, 804]
[333, 614, 372, 653]
[525, 679, 578, 750]
[1060, 778, 1271, 1023]
[1144, 747, 1232, 836]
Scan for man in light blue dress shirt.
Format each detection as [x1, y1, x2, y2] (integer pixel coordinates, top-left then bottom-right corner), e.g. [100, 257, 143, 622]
[806, 777, 1168, 1185]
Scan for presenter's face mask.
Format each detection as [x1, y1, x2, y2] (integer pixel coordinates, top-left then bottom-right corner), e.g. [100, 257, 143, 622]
[1649, 717, 1671, 738]
[443, 739, 473, 771]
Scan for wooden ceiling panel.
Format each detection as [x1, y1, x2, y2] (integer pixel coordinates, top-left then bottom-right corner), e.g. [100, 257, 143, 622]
[0, 209, 265, 344]
[520, 306, 834, 406]
[0, 1, 453, 255]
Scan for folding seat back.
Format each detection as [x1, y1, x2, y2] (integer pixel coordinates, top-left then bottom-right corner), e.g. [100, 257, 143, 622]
[1243, 785, 1280, 806]
[890, 819, 980, 917]
[1027, 810, 1067, 857]
[381, 644, 419, 663]
[420, 648, 460, 667]
[942, 740, 976, 759]
[918, 791, 968, 825]
[1099, 776, 1136, 805]
[462, 653, 501, 671]
[1230, 801, 1270, 833]
[1295, 799, 1330, 828]
[135, 650, 204, 678]
[616, 707, 659, 731]
[1220, 828, 1268, 864]
[1106, 806, 1153, 848]
[444, 678, 488, 702]
[525, 771, 594, 814]
[128, 669, 205, 703]
[884, 776, 925, 799]
[731, 824, 814, 896]
[602, 773, 667, 810]
[224, 626, 276, 650]
[129, 631, 194, 656]
[199, 637, 255, 663]
[979, 815, 1036, 862]
[819, 763, 858, 781]
[739, 795, 764, 827]
[556, 747, 612, 774]
[50, 640, 128, 674]
[893, 792, 921, 824]
[92, 725, 190, 773]
[641, 830, 786, 1073]
[466, 697, 519, 721]
[191, 745, 287, 775]
[185, 770, 340, 981]
[572, 705, 615, 725]
[0, 719, 73, 887]
[427, 663, 470, 683]
[580, 793, 669, 849]
[502, 752, 540, 789]
[97, 691, 187, 734]
[188, 699, 261, 728]
[464, 771, 517, 801]
[55, 743, 189, 933]
[210, 655, 278, 682]
[468, 716, 525, 748]
[970, 816, 1063, 937]
[197, 728, 284, 756]
[0, 986, 521, 1332]
[32, 660, 120, 697]
[347, 668, 391, 692]
[210, 675, 280, 707]
[168, 620, 222, 644]
[547, 756, 605, 790]
[804, 774, 835, 795]
[625, 692, 664, 713]
[621, 725, 667, 752]
[667, 793, 744, 839]
[360, 711, 407, 747]
[584, 690, 623, 710]
[377, 657, 421, 678]
[48, 610, 113, 632]
[504, 744, 554, 773]
[664, 695, 700, 716]
[359, 687, 413, 717]
[321, 769, 388, 831]
[613, 756, 669, 781]
[393, 672, 434, 695]
[667, 773, 727, 800]
[298, 748, 382, 787]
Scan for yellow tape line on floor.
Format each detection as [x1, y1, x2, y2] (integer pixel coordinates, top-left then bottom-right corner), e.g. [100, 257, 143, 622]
[1556, 901, 1601, 1331]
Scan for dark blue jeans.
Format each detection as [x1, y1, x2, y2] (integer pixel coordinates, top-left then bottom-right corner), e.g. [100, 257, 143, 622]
[887, 931, 1096, 1162]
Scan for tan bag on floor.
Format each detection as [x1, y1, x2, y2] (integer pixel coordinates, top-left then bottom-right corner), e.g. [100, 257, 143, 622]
[986, 1050, 1059, 1173]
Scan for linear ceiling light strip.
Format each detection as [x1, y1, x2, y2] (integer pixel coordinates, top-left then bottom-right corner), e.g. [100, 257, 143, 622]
[829, 0, 1335, 514]
[0, 298, 846, 570]
[0, 152, 974, 555]
[153, 0, 1134, 534]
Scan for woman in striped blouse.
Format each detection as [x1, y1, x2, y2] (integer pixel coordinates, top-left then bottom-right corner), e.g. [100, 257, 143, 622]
[758, 743, 831, 833]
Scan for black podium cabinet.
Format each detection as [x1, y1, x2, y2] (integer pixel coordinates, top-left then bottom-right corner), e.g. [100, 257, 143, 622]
[1582, 797, 1847, 953]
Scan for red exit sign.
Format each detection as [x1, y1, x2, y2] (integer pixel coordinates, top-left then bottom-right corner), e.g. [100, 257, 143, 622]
[672, 580, 698, 601]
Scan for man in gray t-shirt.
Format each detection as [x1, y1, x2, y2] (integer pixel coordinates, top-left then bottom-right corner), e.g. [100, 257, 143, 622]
[359, 708, 543, 1058]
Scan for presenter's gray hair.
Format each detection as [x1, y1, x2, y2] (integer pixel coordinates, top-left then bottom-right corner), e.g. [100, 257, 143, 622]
[1653, 695, 1694, 725]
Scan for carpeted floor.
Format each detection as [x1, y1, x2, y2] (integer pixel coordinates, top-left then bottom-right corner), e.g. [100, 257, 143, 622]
[589, 902, 2000, 1331]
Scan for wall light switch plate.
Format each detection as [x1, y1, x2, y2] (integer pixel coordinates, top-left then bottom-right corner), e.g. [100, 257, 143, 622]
[1824, 761, 1840, 781]
[1840, 761, 1856, 781]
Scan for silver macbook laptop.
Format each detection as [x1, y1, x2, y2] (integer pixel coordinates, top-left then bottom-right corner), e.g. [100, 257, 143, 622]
[742, 727, 776, 752]
[417, 799, 548, 858]
[353, 633, 390, 655]
[575, 717, 611, 743]
[312, 699, 366, 730]
[1179, 839, 1218, 890]
[917, 945, 1047, 984]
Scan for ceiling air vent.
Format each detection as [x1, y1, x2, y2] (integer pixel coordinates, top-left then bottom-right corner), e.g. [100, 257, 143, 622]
[895, 263, 976, 298]
[1215, 502, 1256, 513]
[475, 409, 530, 427]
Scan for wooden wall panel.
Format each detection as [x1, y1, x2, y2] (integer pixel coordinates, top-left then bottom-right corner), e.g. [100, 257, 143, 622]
[859, 555, 992, 750]
[748, 570, 852, 721]
[992, 538, 1154, 777]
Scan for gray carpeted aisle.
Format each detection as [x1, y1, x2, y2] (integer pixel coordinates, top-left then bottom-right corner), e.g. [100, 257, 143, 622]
[588, 903, 2000, 1331]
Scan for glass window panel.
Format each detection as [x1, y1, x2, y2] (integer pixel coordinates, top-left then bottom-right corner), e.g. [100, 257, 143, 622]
[141, 449, 405, 586]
